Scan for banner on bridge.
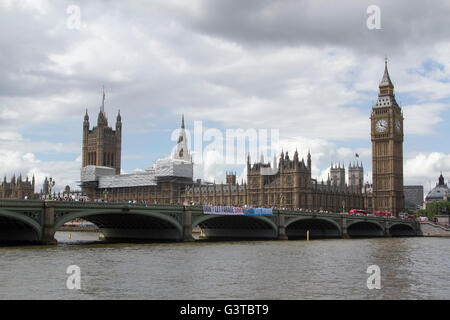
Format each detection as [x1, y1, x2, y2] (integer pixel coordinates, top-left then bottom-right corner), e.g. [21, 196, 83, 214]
[203, 205, 273, 216]
[243, 207, 273, 216]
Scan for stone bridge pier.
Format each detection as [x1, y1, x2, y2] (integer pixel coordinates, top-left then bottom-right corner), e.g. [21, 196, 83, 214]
[42, 202, 57, 245]
[277, 213, 288, 240]
[342, 215, 349, 239]
[183, 207, 194, 242]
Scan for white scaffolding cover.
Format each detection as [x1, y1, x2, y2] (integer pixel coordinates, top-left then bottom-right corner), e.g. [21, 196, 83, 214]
[80, 158, 193, 189]
[81, 166, 116, 182]
[154, 158, 193, 178]
[98, 170, 157, 188]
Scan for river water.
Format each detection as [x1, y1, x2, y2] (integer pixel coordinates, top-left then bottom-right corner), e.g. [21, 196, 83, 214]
[0, 232, 449, 299]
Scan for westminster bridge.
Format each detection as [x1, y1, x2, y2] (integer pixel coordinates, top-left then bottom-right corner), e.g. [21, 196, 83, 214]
[0, 200, 421, 244]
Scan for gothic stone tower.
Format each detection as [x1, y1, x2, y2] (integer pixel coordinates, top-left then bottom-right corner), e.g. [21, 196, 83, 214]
[348, 161, 364, 190]
[246, 150, 312, 209]
[82, 90, 122, 174]
[330, 163, 346, 190]
[371, 60, 404, 215]
[226, 172, 237, 185]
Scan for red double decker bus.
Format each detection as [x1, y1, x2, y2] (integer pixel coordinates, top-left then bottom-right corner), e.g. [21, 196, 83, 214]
[349, 209, 367, 216]
[374, 211, 392, 217]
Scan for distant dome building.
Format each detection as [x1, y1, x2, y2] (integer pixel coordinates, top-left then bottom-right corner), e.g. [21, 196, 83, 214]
[425, 173, 449, 205]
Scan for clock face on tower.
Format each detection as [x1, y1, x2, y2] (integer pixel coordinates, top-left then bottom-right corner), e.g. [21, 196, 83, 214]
[375, 119, 388, 133]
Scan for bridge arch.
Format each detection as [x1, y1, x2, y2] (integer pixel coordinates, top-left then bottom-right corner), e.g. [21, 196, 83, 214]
[347, 220, 384, 237]
[285, 216, 342, 239]
[0, 209, 42, 242]
[192, 215, 278, 240]
[388, 223, 416, 236]
[55, 209, 183, 241]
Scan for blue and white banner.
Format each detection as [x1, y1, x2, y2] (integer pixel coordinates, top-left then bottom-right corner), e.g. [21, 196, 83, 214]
[203, 205, 273, 216]
[243, 207, 273, 216]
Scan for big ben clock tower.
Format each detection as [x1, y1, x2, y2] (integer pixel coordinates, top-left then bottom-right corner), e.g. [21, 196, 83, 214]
[371, 59, 404, 215]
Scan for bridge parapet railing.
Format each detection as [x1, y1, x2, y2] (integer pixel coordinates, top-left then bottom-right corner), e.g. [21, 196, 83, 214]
[49, 201, 187, 210]
[277, 209, 344, 217]
[0, 199, 204, 214]
[183, 205, 204, 214]
[50, 201, 207, 219]
[0, 199, 45, 208]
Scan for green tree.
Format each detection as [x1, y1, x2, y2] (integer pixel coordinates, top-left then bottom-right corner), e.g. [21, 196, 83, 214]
[416, 201, 450, 220]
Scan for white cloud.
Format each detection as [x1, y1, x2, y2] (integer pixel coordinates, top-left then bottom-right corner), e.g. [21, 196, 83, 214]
[197, 150, 226, 183]
[1, 0, 450, 190]
[403, 103, 449, 135]
[0, 132, 79, 154]
[405, 152, 450, 185]
[0, 149, 81, 193]
[403, 152, 450, 198]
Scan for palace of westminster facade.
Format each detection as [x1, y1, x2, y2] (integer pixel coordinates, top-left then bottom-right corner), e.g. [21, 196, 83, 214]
[0, 61, 405, 214]
[76, 61, 404, 214]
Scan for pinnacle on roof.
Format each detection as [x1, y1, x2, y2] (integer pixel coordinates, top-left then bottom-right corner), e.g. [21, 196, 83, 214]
[97, 86, 109, 126]
[379, 58, 394, 88]
[438, 172, 445, 186]
[101, 85, 105, 113]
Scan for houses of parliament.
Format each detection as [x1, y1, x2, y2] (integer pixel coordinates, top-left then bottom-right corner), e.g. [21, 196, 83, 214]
[77, 61, 405, 215]
[0, 61, 404, 214]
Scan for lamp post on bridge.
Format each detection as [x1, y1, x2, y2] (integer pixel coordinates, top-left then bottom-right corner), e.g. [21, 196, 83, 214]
[279, 193, 284, 210]
[103, 189, 109, 203]
[48, 177, 55, 200]
[277, 192, 288, 240]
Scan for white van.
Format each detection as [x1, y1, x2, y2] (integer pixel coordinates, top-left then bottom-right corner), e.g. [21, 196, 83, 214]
[76, 195, 90, 202]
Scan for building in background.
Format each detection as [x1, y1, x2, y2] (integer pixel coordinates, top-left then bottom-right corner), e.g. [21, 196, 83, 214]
[82, 89, 122, 175]
[79, 62, 412, 213]
[404, 185, 424, 211]
[348, 162, 364, 190]
[425, 173, 449, 207]
[79, 103, 365, 210]
[80, 111, 193, 203]
[0, 175, 36, 199]
[184, 151, 365, 212]
[330, 163, 346, 190]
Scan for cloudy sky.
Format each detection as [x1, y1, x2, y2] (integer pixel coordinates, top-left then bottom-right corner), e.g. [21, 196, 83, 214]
[0, 0, 449, 196]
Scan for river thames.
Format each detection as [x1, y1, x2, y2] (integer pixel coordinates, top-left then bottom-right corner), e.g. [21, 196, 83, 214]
[0, 232, 449, 299]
